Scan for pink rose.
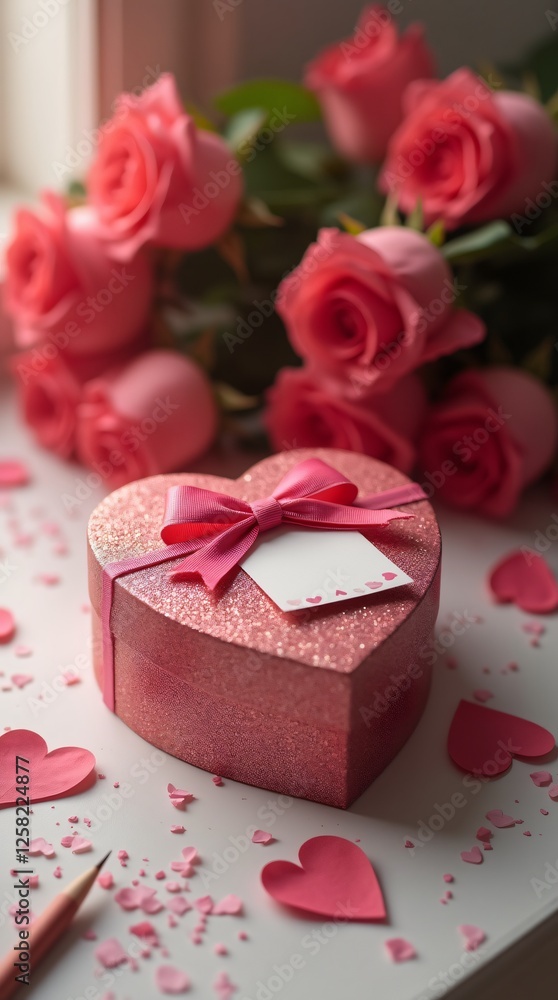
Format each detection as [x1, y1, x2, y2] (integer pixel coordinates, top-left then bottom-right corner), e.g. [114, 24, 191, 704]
[76, 350, 218, 488]
[276, 226, 484, 394]
[265, 366, 426, 472]
[87, 73, 243, 259]
[380, 69, 558, 229]
[11, 350, 83, 458]
[305, 5, 434, 163]
[10, 347, 139, 458]
[418, 367, 558, 517]
[4, 193, 152, 356]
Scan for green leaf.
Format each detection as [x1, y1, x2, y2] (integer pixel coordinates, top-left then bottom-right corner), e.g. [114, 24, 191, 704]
[338, 212, 367, 235]
[442, 221, 514, 263]
[379, 193, 401, 227]
[275, 140, 343, 181]
[406, 197, 424, 232]
[224, 108, 267, 155]
[215, 79, 321, 123]
[426, 218, 446, 247]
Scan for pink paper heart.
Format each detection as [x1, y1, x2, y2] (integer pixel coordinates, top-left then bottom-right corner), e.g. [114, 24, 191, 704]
[365, 581, 383, 590]
[447, 700, 555, 777]
[460, 846, 483, 865]
[0, 730, 96, 808]
[353, 588, 365, 594]
[486, 809, 515, 829]
[261, 836, 386, 921]
[488, 550, 558, 613]
[335, 590, 347, 597]
[305, 596, 322, 605]
[382, 572, 397, 581]
[286, 599, 301, 607]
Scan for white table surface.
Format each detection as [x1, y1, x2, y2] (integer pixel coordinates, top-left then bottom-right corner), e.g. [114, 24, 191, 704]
[1, 383, 558, 1000]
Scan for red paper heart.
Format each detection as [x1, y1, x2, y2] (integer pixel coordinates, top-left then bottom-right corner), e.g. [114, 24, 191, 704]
[261, 835, 386, 920]
[448, 700, 555, 776]
[488, 550, 558, 613]
[0, 730, 97, 808]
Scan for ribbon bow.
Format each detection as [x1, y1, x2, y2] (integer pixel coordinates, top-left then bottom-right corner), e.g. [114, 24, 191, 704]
[101, 459, 426, 710]
[161, 458, 424, 590]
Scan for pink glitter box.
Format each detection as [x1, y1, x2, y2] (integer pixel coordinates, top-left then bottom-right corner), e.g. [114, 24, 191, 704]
[87, 449, 441, 808]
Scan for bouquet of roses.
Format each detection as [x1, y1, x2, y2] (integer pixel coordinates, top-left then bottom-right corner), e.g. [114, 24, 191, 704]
[4, 4, 558, 518]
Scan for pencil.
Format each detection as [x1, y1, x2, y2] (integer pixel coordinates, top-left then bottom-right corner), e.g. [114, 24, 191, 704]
[0, 851, 111, 1000]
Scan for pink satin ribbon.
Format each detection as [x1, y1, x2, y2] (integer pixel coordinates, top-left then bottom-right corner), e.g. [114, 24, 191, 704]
[101, 459, 426, 710]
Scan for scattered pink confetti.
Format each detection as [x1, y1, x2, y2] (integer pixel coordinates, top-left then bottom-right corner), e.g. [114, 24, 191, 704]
[473, 689, 494, 703]
[443, 874, 454, 883]
[523, 831, 532, 837]
[460, 847, 483, 865]
[155, 963, 191, 994]
[170, 825, 185, 834]
[213, 971, 237, 1000]
[10, 674, 33, 689]
[167, 783, 194, 810]
[486, 809, 516, 828]
[95, 938, 128, 969]
[385, 938, 417, 962]
[476, 827, 492, 842]
[67, 815, 78, 823]
[98, 872, 114, 890]
[212, 776, 224, 786]
[213, 894, 243, 916]
[214, 943, 228, 956]
[0, 609, 16, 644]
[83, 929, 97, 941]
[541, 809, 549, 816]
[14, 645, 32, 658]
[155, 870, 166, 880]
[252, 830, 274, 845]
[0, 460, 29, 487]
[530, 770, 552, 786]
[115, 886, 158, 912]
[447, 700, 555, 777]
[508, 662, 519, 672]
[61, 670, 81, 686]
[60, 835, 92, 854]
[404, 839, 414, 849]
[142, 895, 165, 915]
[194, 895, 214, 914]
[130, 921, 160, 947]
[35, 573, 60, 586]
[238, 931, 248, 941]
[548, 785, 558, 801]
[53, 866, 63, 878]
[458, 924, 486, 952]
[167, 896, 192, 916]
[489, 551, 558, 613]
[166, 882, 181, 893]
[522, 621, 545, 635]
[29, 838, 55, 858]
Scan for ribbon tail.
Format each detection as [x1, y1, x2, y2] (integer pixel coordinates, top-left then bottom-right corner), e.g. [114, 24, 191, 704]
[170, 520, 260, 590]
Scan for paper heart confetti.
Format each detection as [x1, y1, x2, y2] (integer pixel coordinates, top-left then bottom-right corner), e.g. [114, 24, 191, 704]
[460, 847, 483, 865]
[261, 836, 386, 921]
[488, 550, 558, 614]
[0, 730, 97, 808]
[486, 809, 516, 829]
[447, 700, 555, 777]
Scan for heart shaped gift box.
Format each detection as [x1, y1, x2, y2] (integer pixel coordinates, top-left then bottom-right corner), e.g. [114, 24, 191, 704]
[88, 448, 441, 808]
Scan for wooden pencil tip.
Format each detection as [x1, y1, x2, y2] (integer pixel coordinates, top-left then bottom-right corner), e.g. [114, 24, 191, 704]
[96, 851, 112, 871]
